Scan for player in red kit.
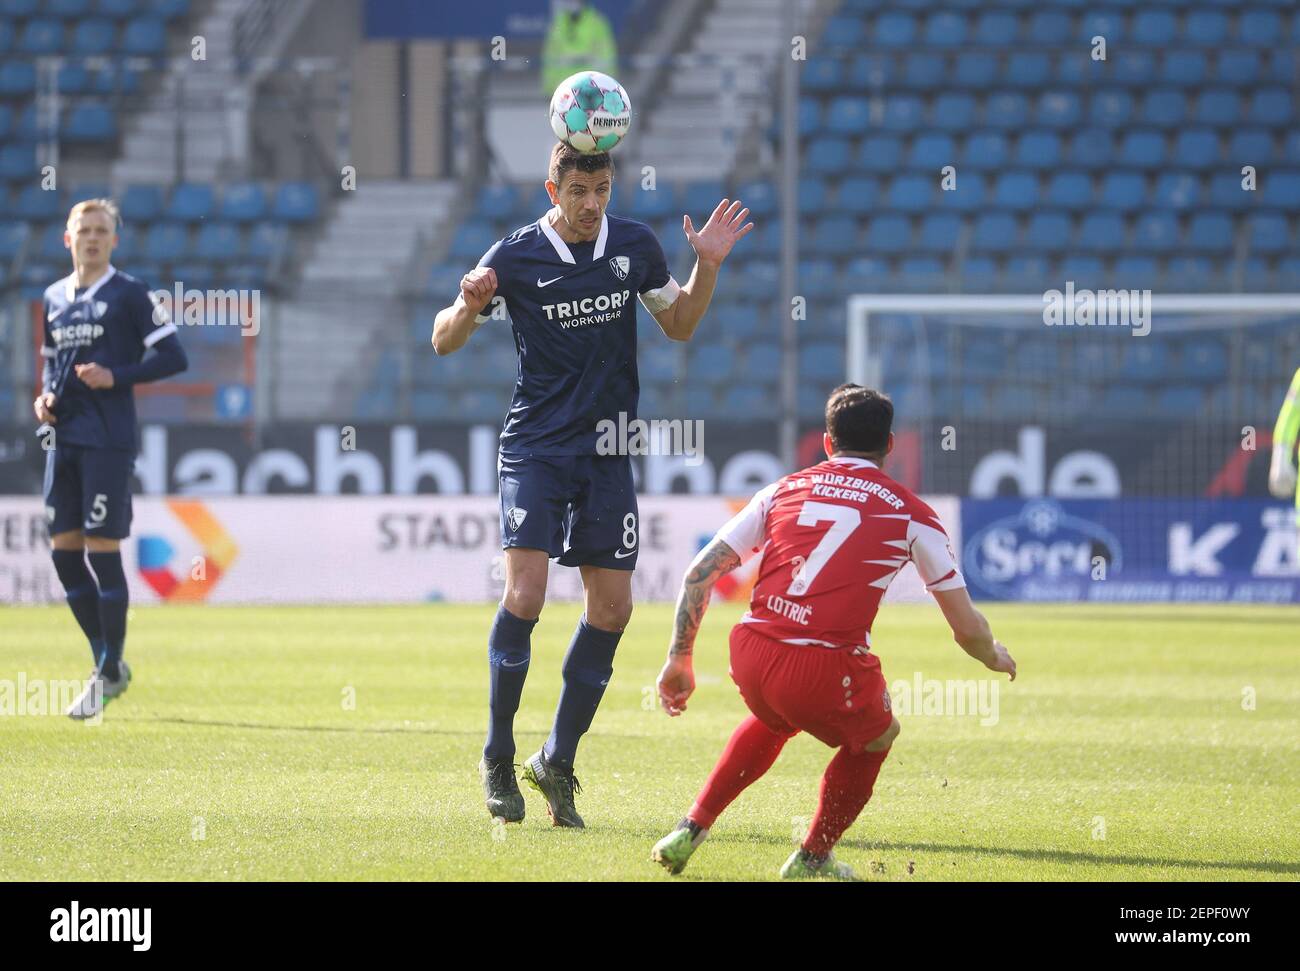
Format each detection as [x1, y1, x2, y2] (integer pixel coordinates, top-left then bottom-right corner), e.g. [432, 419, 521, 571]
[650, 384, 1017, 879]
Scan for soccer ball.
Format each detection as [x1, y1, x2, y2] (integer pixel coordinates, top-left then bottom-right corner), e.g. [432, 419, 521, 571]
[549, 71, 631, 155]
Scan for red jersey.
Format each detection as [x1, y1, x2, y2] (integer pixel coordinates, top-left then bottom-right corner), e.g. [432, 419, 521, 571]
[715, 456, 964, 650]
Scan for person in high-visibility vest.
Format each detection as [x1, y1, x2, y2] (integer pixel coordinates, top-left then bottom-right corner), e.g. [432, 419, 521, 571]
[1269, 367, 1300, 544]
[542, 0, 619, 96]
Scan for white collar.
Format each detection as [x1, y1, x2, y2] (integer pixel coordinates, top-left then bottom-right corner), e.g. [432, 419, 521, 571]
[64, 264, 117, 303]
[830, 456, 879, 469]
[537, 209, 608, 264]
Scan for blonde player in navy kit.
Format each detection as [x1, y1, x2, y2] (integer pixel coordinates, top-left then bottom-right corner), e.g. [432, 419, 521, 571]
[433, 142, 752, 827]
[34, 199, 187, 719]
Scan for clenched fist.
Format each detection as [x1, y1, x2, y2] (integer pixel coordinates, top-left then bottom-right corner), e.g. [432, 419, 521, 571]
[460, 267, 498, 317]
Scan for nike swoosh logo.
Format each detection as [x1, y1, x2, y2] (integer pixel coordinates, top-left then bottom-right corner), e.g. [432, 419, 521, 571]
[614, 548, 636, 559]
[501, 658, 528, 668]
[537, 276, 564, 288]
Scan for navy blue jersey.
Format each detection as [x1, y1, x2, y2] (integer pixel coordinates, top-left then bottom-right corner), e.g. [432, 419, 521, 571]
[42, 266, 181, 452]
[472, 212, 679, 457]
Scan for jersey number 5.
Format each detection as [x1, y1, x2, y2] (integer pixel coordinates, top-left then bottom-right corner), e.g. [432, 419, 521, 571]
[787, 501, 860, 596]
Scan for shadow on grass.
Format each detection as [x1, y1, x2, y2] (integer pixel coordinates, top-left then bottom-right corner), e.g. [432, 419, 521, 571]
[114, 715, 659, 741]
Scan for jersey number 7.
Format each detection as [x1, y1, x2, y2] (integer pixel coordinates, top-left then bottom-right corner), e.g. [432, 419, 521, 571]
[787, 501, 861, 596]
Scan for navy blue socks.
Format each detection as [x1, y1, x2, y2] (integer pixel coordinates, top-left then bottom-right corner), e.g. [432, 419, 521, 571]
[484, 605, 537, 761]
[87, 551, 128, 681]
[544, 616, 622, 771]
[51, 549, 103, 664]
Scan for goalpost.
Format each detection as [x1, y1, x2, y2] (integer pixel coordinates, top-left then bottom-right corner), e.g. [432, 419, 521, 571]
[844, 293, 1300, 604]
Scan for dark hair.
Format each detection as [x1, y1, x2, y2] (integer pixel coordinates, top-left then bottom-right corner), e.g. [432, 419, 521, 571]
[548, 141, 614, 189]
[825, 384, 893, 457]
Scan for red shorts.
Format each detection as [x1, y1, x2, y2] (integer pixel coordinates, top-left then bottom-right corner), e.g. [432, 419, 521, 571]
[728, 623, 893, 754]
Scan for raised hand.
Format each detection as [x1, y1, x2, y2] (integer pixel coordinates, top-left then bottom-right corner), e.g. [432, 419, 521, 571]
[460, 267, 498, 317]
[684, 199, 754, 267]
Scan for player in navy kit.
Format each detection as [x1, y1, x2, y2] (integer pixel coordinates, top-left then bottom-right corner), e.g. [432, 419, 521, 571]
[433, 142, 752, 826]
[33, 199, 187, 719]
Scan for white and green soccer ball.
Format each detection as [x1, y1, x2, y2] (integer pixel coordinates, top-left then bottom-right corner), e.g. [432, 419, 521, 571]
[549, 71, 631, 154]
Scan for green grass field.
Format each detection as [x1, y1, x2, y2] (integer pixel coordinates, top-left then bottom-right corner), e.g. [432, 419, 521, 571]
[1, 602, 1296, 882]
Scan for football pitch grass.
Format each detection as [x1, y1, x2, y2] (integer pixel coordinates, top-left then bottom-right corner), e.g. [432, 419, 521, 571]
[1, 601, 1296, 882]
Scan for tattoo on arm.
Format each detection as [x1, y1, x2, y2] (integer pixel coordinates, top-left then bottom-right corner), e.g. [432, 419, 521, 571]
[669, 540, 742, 656]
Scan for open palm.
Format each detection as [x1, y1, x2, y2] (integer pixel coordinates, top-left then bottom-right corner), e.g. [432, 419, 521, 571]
[684, 199, 754, 266]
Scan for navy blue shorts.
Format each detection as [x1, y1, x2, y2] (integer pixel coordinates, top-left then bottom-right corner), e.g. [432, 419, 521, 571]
[43, 444, 135, 540]
[498, 453, 639, 570]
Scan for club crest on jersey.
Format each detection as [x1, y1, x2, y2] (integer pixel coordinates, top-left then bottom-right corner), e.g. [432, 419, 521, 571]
[609, 256, 630, 281]
[506, 507, 528, 532]
[93, 300, 109, 319]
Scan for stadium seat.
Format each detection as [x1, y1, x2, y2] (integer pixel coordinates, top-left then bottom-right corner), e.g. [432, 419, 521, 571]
[1132, 212, 1180, 252]
[836, 176, 880, 214]
[954, 52, 997, 88]
[908, 132, 954, 169]
[63, 102, 116, 142]
[1263, 170, 1300, 208]
[1208, 173, 1252, 210]
[902, 52, 945, 91]
[194, 223, 242, 263]
[1229, 129, 1275, 166]
[1024, 212, 1072, 252]
[246, 224, 288, 264]
[992, 171, 1038, 210]
[56, 62, 90, 93]
[0, 60, 36, 96]
[19, 19, 63, 55]
[1152, 172, 1199, 211]
[846, 52, 894, 90]
[1183, 9, 1228, 47]
[13, 185, 62, 221]
[0, 221, 29, 260]
[165, 183, 214, 222]
[972, 212, 1018, 252]
[145, 223, 189, 262]
[1172, 129, 1220, 169]
[809, 215, 860, 255]
[1005, 53, 1051, 89]
[733, 181, 776, 219]
[1112, 256, 1158, 288]
[1076, 212, 1125, 252]
[1196, 89, 1240, 126]
[1099, 171, 1146, 210]
[121, 17, 166, 55]
[1089, 91, 1133, 127]
[1216, 50, 1261, 86]
[219, 183, 268, 222]
[1114, 52, 1156, 87]
[1186, 213, 1235, 252]
[38, 223, 70, 262]
[1246, 213, 1291, 254]
[922, 10, 965, 47]
[1249, 88, 1292, 126]
[272, 182, 320, 222]
[865, 214, 911, 253]
[1131, 10, 1177, 46]
[803, 57, 842, 93]
[0, 143, 37, 180]
[881, 94, 923, 131]
[72, 18, 115, 53]
[985, 92, 1029, 130]
[856, 135, 902, 174]
[824, 96, 871, 136]
[916, 213, 962, 253]
[1179, 338, 1228, 381]
[885, 174, 932, 211]
[805, 138, 851, 174]
[964, 131, 1008, 169]
[973, 11, 1018, 46]
[1014, 131, 1061, 169]
[1153, 386, 1204, 419]
[873, 11, 916, 48]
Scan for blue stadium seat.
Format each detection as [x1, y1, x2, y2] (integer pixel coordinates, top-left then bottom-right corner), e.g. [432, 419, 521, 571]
[1113, 256, 1158, 287]
[72, 18, 115, 53]
[682, 181, 725, 219]
[448, 221, 497, 261]
[1005, 52, 1051, 88]
[97, 0, 142, 16]
[1056, 255, 1104, 285]
[120, 183, 163, 222]
[1229, 129, 1275, 166]
[166, 182, 214, 221]
[38, 223, 70, 261]
[992, 171, 1038, 210]
[917, 213, 961, 253]
[1173, 129, 1220, 169]
[0, 60, 36, 96]
[1208, 172, 1252, 210]
[1186, 213, 1234, 252]
[1120, 342, 1168, 381]
[121, 17, 166, 55]
[797, 258, 837, 294]
[747, 345, 782, 382]
[151, 0, 191, 20]
[1099, 171, 1146, 210]
[67, 182, 110, 205]
[799, 343, 841, 383]
[1246, 213, 1291, 254]
[856, 135, 902, 173]
[1196, 89, 1240, 126]
[689, 342, 733, 381]
[1082, 10, 1123, 43]
[1114, 51, 1156, 87]
[1216, 50, 1261, 85]
[194, 223, 241, 263]
[874, 11, 916, 48]
[1263, 170, 1300, 208]
[897, 256, 944, 290]
[1014, 131, 1061, 169]
[145, 223, 189, 262]
[1152, 172, 1198, 211]
[954, 52, 997, 88]
[846, 52, 894, 90]
[1183, 9, 1228, 46]
[1024, 212, 1071, 251]
[1140, 89, 1186, 129]
[881, 94, 923, 131]
[797, 176, 828, 212]
[1161, 50, 1207, 86]
[945, 172, 987, 211]
[737, 261, 778, 300]
[13, 185, 61, 220]
[1064, 128, 1113, 169]
[272, 182, 319, 222]
[1153, 387, 1204, 419]
[909, 132, 954, 169]
[19, 19, 63, 54]
[49, 0, 92, 15]
[824, 96, 871, 136]
[218, 183, 267, 222]
[0, 221, 29, 260]
[1076, 212, 1125, 252]
[0, 19, 12, 54]
[865, 214, 910, 253]
[1131, 10, 1177, 46]
[844, 256, 887, 290]
[56, 62, 90, 93]
[720, 387, 769, 415]
[836, 176, 879, 214]
[1026, 10, 1070, 45]
[922, 10, 965, 47]
[885, 174, 932, 211]
[822, 15, 865, 49]
[1132, 212, 1179, 252]
[1179, 338, 1228, 381]
[796, 96, 821, 137]
[1240, 9, 1282, 46]
[985, 92, 1029, 129]
[964, 131, 1008, 169]
[973, 11, 1018, 45]
[1249, 88, 1292, 126]
[803, 57, 842, 93]
[1164, 256, 1219, 291]
[971, 212, 1018, 252]
[246, 224, 288, 264]
[1118, 129, 1170, 167]
[805, 138, 851, 175]
[475, 183, 519, 221]
[63, 102, 116, 141]
[733, 181, 776, 218]
[0, 143, 37, 180]
[1089, 91, 1133, 127]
